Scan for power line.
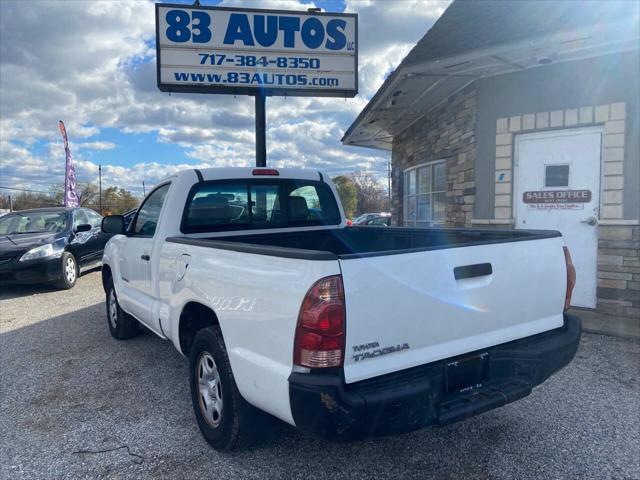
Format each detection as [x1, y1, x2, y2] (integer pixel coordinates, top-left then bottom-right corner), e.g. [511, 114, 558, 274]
[0, 185, 51, 194]
[1, 184, 145, 196]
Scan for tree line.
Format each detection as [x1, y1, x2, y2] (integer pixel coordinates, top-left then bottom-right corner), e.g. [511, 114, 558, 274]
[0, 183, 139, 215]
[1, 171, 387, 220]
[332, 171, 389, 219]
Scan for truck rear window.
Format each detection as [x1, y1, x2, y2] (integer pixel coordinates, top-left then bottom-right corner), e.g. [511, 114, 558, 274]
[181, 179, 341, 233]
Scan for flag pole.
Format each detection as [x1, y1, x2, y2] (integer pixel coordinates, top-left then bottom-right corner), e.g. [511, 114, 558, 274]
[62, 121, 69, 207]
[59, 120, 79, 208]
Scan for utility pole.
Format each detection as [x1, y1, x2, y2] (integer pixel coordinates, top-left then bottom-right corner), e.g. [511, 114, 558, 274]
[98, 164, 103, 215]
[387, 159, 392, 212]
[142, 181, 146, 196]
[8, 195, 12, 212]
[254, 91, 266, 167]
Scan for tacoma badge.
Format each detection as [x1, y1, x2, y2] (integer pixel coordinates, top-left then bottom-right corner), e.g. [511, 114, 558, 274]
[352, 342, 410, 362]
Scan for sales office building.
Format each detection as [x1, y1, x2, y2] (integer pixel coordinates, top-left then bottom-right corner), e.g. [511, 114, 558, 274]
[343, 1, 639, 332]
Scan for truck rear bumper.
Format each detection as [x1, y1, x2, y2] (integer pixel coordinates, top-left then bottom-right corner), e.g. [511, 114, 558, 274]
[288, 314, 581, 441]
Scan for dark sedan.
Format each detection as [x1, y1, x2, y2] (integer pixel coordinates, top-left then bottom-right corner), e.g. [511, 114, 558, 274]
[0, 207, 111, 289]
[352, 212, 392, 226]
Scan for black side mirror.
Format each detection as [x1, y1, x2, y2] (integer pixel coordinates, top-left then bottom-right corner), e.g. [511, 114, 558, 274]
[102, 215, 125, 234]
[75, 223, 92, 233]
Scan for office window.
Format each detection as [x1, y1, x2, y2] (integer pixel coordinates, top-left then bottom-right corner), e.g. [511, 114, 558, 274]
[545, 164, 570, 187]
[403, 161, 446, 227]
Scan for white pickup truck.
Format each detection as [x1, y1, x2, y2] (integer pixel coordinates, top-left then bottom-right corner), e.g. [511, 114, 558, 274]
[101, 167, 581, 450]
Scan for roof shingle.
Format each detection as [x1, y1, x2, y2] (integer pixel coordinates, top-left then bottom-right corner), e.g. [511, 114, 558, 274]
[402, 0, 638, 67]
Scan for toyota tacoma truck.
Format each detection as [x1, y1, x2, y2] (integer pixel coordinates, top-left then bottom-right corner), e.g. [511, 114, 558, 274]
[100, 167, 581, 451]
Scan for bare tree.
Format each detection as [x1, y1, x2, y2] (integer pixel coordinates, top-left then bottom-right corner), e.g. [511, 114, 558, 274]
[349, 171, 388, 215]
[0, 183, 139, 214]
[50, 182, 100, 207]
[3, 192, 57, 210]
[78, 183, 99, 206]
[101, 186, 139, 215]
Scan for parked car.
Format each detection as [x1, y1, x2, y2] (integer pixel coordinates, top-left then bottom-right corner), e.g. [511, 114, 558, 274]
[352, 212, 391, 226]
[101, 167, 581, 451]
[0, 207, 111, 289]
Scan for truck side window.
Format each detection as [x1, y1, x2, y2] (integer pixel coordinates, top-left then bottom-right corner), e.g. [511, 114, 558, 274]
[133, 184, 170, 237]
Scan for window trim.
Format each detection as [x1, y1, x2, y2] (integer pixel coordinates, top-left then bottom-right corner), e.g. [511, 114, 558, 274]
[128, 182, 171, 238]
[403, 160, 447, 227]
[180, 178, 341, 234]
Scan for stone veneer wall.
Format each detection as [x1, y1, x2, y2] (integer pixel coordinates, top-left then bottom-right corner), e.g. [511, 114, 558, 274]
[597, 225, 640, 319]
[391, 84, 477, 227]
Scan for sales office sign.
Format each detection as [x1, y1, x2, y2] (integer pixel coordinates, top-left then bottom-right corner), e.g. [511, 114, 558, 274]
[523, 189, 592, 210]
[155, 4, 358, 97]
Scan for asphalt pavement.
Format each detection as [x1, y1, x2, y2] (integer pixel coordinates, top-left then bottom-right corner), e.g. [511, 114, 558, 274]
[1, 272, 639, 479]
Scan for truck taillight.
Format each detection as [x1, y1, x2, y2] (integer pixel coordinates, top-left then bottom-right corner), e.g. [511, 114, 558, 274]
[294, 275, 345, 368]
[563, 246, 576, 311]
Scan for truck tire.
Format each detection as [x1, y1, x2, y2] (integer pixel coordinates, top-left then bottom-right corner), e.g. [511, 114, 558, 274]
[54, 252, 78, 289]
[189, 326, 267, 451]
[105, 280, 138, 340]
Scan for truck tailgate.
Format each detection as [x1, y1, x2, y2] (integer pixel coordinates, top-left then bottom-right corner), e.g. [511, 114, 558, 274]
[340, 236, 567, 384]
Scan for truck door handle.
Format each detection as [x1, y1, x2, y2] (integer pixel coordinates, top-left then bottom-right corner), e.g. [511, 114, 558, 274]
[141, 254, 150, 261]
[580, 216, 597, 226]
[454, 263, 493, 280]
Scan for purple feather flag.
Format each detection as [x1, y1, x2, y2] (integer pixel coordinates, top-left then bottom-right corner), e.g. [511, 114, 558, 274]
[59, 120, 79, 208]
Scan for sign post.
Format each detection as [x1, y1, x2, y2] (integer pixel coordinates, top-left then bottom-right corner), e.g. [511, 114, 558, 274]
[255, 91, 266, 167]
[155, 4, 358, 167]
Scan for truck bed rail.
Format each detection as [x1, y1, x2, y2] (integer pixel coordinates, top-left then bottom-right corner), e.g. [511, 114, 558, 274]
[167, 227, 561, 260]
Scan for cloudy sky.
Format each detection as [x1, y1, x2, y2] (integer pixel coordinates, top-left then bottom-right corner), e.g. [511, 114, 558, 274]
[0, 0, 449, 197]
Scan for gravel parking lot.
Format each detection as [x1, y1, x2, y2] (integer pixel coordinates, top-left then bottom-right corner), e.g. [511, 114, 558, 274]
[1, 272, 639, 479]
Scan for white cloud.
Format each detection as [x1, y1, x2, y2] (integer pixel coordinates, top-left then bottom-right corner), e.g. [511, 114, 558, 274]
[76, 141, 117, 151]
[345, 0, 450, 97]
[0, 0, 448, 196]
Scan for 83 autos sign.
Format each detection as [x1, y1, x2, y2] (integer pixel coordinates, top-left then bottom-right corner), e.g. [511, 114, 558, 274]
[156, 4, 358, 97]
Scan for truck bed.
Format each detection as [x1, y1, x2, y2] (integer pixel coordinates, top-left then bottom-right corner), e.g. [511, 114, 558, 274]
[167, 226, 560, 260]
[168, 225, 567, 384]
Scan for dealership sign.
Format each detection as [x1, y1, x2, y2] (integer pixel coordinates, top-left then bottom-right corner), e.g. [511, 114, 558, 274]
[155, 4, 358, 97]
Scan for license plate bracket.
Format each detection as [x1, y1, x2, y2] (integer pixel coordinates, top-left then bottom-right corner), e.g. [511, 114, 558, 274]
[445, 352, 489, 394]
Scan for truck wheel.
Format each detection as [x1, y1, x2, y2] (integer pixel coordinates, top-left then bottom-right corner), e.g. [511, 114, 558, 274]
[189, 326, 266, 451]
[106, 281, 138, 340]
[54, 252, 78, 289]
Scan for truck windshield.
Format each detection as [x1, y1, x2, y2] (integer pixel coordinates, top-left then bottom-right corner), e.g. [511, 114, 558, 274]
[182, 179, 341, 233]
